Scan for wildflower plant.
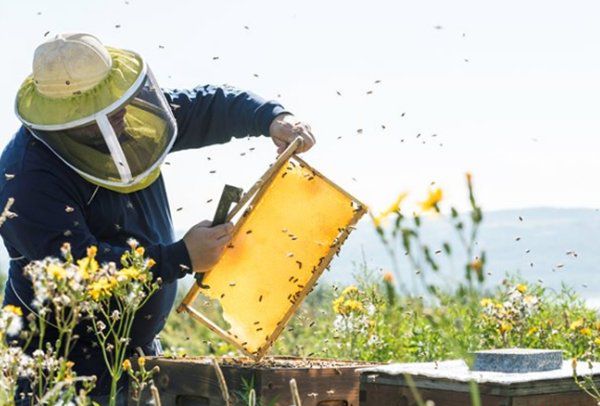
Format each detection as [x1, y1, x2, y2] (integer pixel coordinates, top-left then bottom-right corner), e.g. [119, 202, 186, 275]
[0, 306, 34, 405]
[0, 238, 160, 405]
[85, 239, 162, 405]
[123, 356, 161, 406]
[370, 173, 486, 296]
[479, 283, 541, 347]
[329, 269, 391, 360]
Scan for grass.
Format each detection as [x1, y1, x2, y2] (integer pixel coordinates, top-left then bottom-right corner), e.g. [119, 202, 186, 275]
[162, 269, 600, 364]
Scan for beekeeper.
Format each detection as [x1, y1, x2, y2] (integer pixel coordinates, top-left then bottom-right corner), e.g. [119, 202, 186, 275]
[0, 32, 315, 402]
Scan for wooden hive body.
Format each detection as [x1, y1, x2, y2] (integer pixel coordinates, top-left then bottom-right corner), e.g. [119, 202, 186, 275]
[131, 356, 375, 406]
[359, 360, 600, 406]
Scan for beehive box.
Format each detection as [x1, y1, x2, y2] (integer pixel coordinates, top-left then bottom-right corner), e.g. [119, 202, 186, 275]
[359, 360, 600, 406]
[130, 356, 375, 406]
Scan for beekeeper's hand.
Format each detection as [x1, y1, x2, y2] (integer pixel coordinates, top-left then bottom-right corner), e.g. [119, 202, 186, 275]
[182, 220, 234, 272]
[269, 113, 316, 154]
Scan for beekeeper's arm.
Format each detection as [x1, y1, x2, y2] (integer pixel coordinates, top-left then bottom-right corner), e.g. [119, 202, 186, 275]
[0, 170, 196, 283]
[164, 85, 315, 153]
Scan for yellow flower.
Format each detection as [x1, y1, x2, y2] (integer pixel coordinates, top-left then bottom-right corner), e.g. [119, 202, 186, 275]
[383, 272, 394, 283]
[516, 284, 527, 294]
[499, 322, 512, 334]
[382, 192, 408, 216]
[138, 357, 146, 368]
[87, 277, 117, 301]
[466, 172, 473, 184]
[77, 257, 99, 275]
[87, 246, 98, 258]
[332, 296, 344, 314]
[47, 264, 67, 280]
[118, 267, 142, 281]
[371, 213, 383, 229]
[343, 299, 364, 313]
[570, 319, 584, 330]
[146, 258, 156, 269]
[470, 258, 483, 273]
[527, 326, 538, 336]
[135, 247, 145, 256]
[479, 298, 493, 307]
[122, 359, 132, 371]
[580, 327, 592, 337]
[342, 286, 358, 296]
[419, 188, 443, 212]
[3, 305, 23, 317]
[594, 338, 600, 346]
[371, 192, 408, 227]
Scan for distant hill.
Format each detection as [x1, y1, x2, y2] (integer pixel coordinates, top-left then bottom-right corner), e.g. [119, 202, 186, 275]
[326, 207, 600, 302]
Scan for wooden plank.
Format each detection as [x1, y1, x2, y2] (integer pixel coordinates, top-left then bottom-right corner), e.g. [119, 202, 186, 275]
[360, 383, 511, 406]
[512, 392, 598, 406]
[362, 373, 600, 397]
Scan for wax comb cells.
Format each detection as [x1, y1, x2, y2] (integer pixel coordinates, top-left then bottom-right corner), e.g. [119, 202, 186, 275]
[199, 157, 365, 357]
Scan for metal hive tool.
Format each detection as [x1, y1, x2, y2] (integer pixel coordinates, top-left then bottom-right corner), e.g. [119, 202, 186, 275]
[177, 137, 366, 360]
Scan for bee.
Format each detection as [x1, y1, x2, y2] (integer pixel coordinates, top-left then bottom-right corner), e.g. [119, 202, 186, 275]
[229, 282, 236, 287]
[256, 327, 263, 332]
[281, 172, 288, 178]
[259, 295, 263, 302]
[220, 293, 225, 299]
[295, 260, 302, 269]
[246, 230, 253, 234]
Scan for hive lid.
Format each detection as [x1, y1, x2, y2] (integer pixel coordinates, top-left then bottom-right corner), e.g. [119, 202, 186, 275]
[177, 138, 366, 360]
[360, 359, 600, 385]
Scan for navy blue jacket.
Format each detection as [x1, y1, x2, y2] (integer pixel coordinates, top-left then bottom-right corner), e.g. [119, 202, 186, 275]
[0, 85, 287, 394]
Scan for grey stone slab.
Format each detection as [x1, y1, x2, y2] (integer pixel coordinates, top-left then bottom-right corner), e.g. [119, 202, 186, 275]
[471, 348, 563, 373]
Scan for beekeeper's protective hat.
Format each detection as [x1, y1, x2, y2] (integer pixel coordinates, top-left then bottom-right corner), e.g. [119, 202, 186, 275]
[15, 33, 177, 193]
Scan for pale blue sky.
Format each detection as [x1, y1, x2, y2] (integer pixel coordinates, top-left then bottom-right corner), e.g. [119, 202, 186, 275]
[1, 0, 599, 232]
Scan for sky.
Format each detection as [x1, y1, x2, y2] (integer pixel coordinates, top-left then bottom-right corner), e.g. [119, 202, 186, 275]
[0, 0, 599, 233]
